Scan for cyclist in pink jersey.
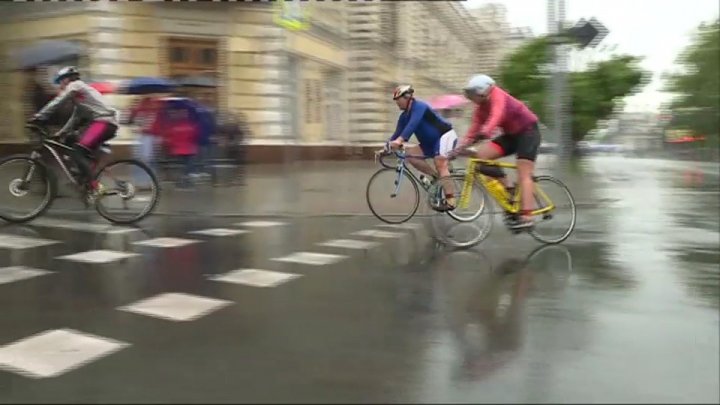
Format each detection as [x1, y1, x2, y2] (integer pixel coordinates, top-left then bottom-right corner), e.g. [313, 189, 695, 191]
[448, 74, 542, 230]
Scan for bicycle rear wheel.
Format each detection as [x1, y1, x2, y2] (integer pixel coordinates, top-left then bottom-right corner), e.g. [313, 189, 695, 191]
[0, 155, 55, 223]
[529, 175, 576, 244]
[94, 159, 160, 224]
[366, 167, 420, 224]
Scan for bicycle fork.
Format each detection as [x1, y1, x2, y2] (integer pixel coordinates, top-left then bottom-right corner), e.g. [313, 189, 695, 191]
[391, 165, 407, 198]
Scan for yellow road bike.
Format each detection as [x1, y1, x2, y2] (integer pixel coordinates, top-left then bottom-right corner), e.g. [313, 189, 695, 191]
[454, 158, 577, 245]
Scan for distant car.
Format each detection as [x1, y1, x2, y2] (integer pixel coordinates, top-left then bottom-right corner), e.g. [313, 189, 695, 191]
[538, 142, 557, 154]
[575, 141, 591, 156]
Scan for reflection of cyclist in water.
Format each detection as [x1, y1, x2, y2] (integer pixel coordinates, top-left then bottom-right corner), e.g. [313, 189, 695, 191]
[437, 244, 572, 382]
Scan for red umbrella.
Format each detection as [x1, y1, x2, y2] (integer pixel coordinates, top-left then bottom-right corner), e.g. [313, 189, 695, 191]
[89, 81, 117, 95]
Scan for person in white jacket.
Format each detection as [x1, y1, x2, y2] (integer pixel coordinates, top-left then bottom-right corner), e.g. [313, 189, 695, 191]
[29, 66, 118, 194]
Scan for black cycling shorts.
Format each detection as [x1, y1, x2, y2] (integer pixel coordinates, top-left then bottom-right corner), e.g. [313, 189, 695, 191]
[490, 123, 542, 162]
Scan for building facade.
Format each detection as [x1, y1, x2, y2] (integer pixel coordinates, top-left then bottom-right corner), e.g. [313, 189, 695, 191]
[0, 2, 501, 154]
[0, 1, 348, 145]
[346, 1, 486, 142]
[469, 3, 510, 75]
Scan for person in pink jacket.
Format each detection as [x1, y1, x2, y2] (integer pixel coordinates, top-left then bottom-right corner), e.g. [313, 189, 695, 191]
[448, 74, 542, 230]
[161, 105, 199, 189]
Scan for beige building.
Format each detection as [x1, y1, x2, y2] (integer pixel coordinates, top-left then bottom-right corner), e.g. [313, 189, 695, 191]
[0, 1, 497, 152]
[0, 1, 348, 145]
[469, 3, 510, 75]
[506, 26, 535, 56]
[347, 1, 487, 142]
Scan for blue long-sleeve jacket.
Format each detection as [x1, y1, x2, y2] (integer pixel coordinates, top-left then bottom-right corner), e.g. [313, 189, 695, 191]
[390, 99, 453, 145]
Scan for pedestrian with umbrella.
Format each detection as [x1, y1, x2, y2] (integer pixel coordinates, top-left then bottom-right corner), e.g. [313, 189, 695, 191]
[176, 75, 218, 183]
[157, 98, 200, 189]
[119, 77, 177, 185]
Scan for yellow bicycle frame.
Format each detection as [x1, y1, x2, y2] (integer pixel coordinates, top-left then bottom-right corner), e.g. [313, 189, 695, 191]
[458, 158, 555, 216]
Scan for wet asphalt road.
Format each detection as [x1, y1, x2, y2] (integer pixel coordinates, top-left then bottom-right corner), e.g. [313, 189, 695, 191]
[0, 156, 718, 404]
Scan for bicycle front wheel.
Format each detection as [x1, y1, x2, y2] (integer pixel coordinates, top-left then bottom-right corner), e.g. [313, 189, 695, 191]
[0, 155, 55, 223]
[430, 174, 493, 249]
[529, 175, 577, 244]
[94, 159, 160, 224]
[366, 167, 420, 224]
[442, 173, 488, 223]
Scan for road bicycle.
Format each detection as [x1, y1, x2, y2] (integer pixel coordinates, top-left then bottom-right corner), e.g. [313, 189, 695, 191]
[366, 147, 489, 224]
[0, 124, 159, 224]
[451, 157, 577, 245]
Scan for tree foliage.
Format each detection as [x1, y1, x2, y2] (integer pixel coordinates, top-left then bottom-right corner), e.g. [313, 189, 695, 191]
[663, 19, 719, 143]
[499, 37, 648, 142]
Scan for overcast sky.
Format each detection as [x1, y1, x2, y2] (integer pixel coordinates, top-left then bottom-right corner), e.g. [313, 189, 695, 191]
[465, 0, 719, 112]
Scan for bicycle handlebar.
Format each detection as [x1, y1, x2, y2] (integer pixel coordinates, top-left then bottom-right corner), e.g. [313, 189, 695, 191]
[25, 123, 67, 141]
[376, 142, 427, 160]
[25, 123, 53, 142]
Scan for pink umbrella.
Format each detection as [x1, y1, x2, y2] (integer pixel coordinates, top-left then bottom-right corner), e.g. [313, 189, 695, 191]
[428, 94, 470, 110]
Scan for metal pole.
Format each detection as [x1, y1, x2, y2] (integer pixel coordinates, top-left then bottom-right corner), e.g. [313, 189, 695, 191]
[548, 0, 571, 167]
[278, 3, 300, 217]
[557, 0, 571, 166]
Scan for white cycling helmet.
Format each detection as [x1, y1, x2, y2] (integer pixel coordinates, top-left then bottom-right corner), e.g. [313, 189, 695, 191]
[392, 84, 414, 100]
[54, 66, 80, 85]
[464, 74, 495, 97]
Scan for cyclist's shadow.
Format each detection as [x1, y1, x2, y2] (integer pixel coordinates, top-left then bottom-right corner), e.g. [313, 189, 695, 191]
[436, 244, 574, 383]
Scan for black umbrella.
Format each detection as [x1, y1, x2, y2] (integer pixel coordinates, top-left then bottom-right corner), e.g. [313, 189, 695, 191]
[177, 75, 217, 88]
[13, 40, 85, 70]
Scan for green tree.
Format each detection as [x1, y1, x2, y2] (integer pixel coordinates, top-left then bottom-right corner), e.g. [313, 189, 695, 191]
[498, 37, 648, 142]
[663, 19, 719, 147]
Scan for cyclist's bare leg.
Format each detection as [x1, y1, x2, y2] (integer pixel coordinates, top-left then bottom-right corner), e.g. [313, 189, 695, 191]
[405, 144, 437, 178]
[473, 143, 513, 188]
[516, 158, 536, 223]
[434, 155, 454, 206]
[471, 142, 504, 161]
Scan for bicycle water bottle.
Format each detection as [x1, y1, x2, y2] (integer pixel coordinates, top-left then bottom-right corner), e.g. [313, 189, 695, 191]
[419, 175, 433, 189]
[485, 178, 508, 200]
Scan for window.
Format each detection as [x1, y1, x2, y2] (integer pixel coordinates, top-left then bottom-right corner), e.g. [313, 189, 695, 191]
[166, 37, 220, 108]
[171, 47, 186, 63]
[304, 80, 313, 124]
[200, 48, 216, 65]
[315, 80, 323, 124]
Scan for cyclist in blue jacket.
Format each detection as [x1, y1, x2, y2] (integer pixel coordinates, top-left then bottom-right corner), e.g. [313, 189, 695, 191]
[387, 85, 459, 211]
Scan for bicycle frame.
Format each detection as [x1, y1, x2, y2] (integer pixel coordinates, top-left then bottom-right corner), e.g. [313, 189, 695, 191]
[381, 150, 437, 198]
[23, 125, 106, 188]
[459, 158, 555, 215]
[27, 138, 81, 186]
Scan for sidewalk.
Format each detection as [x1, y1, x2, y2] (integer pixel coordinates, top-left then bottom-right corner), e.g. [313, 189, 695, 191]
[47, 156, 608, 217]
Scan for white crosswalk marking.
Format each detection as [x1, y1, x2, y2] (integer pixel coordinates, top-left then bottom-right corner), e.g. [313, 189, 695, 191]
[118, 293, 233, 322]
[352, 229, 407, 239]
[58, 250, 140, 264]
[317, 239, 380, 250]
[0, 234, 60, 250]
[209, 269, 301, 288]
[189, 228, 250, 237]
[0, 329, 129, 379]
[30, 218, 138, 235]
[0, 266, 53, 285]
[133, 238, 200, 248]
[272, 251, 348, 266]
[377, 223, 423, 231]
[234, 221, 287, 228]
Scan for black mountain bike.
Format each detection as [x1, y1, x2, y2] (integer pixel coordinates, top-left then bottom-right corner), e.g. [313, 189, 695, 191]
[0, 124, 159, 224]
